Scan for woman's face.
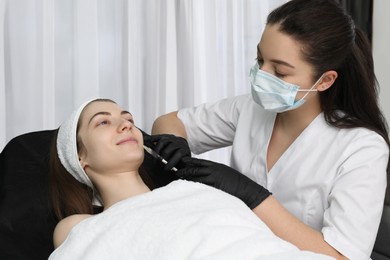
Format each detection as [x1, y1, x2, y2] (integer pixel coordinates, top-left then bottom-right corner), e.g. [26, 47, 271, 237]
[77, 101, 144, 175]
[257, 23, 319, 100]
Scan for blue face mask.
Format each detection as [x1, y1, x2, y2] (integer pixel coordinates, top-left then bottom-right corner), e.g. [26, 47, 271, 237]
[249, 63, 323, 113]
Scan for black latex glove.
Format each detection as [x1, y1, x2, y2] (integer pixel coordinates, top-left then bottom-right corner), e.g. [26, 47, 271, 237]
[177, 157, 271, 209]
[144, 134, 191, 171]
[139, 129, 179, 187]
[141, 129, 155, 148]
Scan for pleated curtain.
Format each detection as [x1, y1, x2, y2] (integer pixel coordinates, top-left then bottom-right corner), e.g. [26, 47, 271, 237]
[0, 0, 288, 162]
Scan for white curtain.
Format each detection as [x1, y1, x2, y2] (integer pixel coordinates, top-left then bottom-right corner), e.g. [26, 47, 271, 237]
[0, 0, 288, 163]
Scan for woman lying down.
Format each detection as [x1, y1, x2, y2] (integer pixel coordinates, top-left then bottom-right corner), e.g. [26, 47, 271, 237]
[48, 98, 331, 260]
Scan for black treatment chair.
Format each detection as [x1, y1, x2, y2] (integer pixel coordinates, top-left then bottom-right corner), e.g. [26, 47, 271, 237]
[0, 130, 389, 259]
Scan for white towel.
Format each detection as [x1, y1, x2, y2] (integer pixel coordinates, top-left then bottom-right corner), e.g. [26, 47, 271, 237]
[56, 98, 101, 205]
[49, 180, 333, 260]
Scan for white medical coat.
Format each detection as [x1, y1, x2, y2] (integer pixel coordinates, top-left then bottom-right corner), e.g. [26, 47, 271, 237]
[178, 94, 389, 260]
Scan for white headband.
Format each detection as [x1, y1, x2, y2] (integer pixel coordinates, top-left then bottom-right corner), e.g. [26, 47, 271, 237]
[57, 99, 102, 205]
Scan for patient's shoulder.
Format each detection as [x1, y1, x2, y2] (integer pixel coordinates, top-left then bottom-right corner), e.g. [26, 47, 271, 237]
[53, 214, 92, 248]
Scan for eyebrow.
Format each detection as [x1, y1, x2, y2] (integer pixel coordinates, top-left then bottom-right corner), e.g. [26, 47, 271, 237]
[88, 110, 132, 125]
[270, 59, 295, 69]
[257, 44, 295, 69]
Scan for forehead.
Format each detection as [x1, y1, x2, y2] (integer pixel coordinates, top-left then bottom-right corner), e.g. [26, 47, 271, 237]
[83, 100, 120, 114]
[259, 24, 303, 62]
[79, 101, 125, 124]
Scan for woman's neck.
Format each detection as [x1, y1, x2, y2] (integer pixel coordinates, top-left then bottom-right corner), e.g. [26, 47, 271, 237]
[276, 100, 322, 136]
[93, 171, 151, 210]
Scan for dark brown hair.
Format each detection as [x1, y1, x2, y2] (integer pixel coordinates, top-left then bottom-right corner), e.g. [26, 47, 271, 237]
[267, 0, 390, 200]
[49, 129, 95, 220]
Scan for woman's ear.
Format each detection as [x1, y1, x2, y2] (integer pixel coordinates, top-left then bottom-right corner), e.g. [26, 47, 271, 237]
[79, 152, 88, 169]
[79, 158, 86, 168]
[318, 70, 338, 92]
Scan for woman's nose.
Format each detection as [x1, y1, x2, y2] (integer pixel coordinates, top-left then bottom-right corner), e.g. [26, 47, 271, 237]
[118, 119, 133, 131]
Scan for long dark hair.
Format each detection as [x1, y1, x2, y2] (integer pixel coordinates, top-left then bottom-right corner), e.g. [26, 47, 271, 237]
[49, 129, 95, 220]
[267, 0, 390, 199]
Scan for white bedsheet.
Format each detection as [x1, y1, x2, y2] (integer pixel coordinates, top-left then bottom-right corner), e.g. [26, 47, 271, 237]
[49, 180, 333, 260]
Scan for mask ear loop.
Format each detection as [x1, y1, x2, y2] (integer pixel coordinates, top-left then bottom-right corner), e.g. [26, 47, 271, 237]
[296, 74, 325, 100]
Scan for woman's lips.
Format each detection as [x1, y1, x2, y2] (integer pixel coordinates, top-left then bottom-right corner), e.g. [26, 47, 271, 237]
[117, 137, 138, 145]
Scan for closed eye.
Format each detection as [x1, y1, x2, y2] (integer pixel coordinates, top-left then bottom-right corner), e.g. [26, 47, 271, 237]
[97, 119, 110, 126]
[275, 71, 286, 78]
